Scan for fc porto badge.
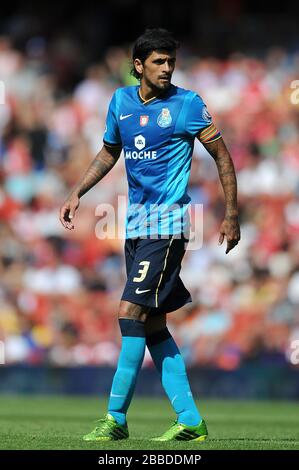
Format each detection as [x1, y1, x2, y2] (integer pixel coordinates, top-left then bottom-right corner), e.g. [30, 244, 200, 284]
[157, 108, 172, 128]
[140, 115, 149, 126]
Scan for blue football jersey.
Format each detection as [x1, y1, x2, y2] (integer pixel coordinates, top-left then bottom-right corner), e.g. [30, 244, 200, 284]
[103, 85, 217, 237]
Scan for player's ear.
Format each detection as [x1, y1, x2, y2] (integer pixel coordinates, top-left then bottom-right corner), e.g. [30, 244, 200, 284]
[134, 58, 143, 76]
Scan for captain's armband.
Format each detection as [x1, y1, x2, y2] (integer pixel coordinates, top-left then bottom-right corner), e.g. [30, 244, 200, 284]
[198, 123, 221, 144]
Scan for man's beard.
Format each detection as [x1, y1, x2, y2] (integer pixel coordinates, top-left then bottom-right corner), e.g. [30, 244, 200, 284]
[154, 77, 172, 91]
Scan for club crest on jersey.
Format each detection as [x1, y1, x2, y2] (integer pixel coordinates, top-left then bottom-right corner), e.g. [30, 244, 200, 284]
[157, 108, 172, 128]
[140, 115, 149, 127]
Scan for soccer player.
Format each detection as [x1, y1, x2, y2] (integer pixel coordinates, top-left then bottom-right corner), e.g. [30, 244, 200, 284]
[60, 29, 240, 441]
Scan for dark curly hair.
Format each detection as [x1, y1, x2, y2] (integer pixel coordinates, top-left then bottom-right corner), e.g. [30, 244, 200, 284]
[131, 28, 180, 80]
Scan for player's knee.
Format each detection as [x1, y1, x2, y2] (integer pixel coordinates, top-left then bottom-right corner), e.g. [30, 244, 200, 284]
[145, 314, 167, 336]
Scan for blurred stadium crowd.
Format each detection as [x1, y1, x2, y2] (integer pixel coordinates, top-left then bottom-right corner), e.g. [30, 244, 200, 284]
[1, 34, 299, 369]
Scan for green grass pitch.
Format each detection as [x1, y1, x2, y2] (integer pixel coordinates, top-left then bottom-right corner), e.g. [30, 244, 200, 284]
[0, 396, 298, 450]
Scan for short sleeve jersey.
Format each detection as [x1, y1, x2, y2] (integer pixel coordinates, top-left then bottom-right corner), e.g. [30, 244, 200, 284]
[103, 85, 221, 237]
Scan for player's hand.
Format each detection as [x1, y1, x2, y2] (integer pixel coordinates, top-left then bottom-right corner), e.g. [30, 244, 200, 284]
[59, 194, 80, 230]
[218, 215, 240, 254]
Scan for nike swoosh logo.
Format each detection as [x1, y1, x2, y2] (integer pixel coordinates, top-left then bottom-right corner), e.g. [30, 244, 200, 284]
[135, 288, 151, 294]
[120, 113, 133, 120]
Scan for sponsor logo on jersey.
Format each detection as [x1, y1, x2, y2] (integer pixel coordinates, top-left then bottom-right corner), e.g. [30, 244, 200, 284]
[157, 108, 172, 128]
[140, 115, 149, 126]
[124, 134, 157, 159]
[120, 113, 133, 120]
[134, 134, 145, 150]
[125, 151, 157, 160]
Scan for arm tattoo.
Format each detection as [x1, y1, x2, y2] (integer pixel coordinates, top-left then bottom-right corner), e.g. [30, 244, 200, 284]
[72, 145, 121, 198]
[202, 138, 238, 217]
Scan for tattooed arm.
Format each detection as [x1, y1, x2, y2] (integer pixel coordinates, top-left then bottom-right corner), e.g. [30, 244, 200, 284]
[201, 137, 240, 253]
[60, 144, 122, 230]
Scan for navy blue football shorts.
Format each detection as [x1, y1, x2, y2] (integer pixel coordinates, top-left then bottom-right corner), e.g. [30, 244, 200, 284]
[121, 234, 192, 316]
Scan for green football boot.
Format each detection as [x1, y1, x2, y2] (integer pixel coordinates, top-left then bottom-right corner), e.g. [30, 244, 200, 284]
[83, 413, 129, 441]
[151, 418, 208, 442]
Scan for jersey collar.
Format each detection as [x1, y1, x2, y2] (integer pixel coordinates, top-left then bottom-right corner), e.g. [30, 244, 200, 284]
[137, 85, 174, 106]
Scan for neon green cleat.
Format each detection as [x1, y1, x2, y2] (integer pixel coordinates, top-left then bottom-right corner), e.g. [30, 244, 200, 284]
[151, 419, 208, 442]
[83, 414, 129, 441]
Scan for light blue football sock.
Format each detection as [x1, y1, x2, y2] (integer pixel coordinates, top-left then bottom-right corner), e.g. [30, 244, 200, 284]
[147, 328, 201, 426]
[108, 318, 146, 425]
